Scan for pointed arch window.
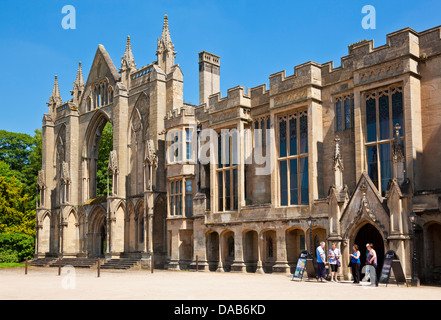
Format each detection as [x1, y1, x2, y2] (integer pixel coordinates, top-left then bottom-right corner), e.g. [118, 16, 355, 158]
[335, 94, 354, 132]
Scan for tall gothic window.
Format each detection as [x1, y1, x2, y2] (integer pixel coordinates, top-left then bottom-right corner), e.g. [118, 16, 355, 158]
[278, 111, 309, 206]
[335, 94, 354, 132]
[217, 130, 238, 212]
[364, 85, 404, 196]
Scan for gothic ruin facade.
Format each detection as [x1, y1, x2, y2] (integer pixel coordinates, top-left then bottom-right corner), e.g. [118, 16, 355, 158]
[36, 16, 441, 283]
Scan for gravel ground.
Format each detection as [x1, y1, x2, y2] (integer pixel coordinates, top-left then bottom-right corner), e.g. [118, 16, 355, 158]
[0, 267, 440, 300]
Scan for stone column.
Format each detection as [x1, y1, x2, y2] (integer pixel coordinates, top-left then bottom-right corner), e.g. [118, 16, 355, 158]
[273, 229, 290, 273]
[256, 233, 264, 274]
[216, 234, 225, 272]
[231, 230, 246, 272]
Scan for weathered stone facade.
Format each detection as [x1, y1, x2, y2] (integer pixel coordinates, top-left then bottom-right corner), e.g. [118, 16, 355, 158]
[36, 16, 441, 283]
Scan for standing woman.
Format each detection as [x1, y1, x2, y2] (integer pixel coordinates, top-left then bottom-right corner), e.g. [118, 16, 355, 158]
[350, 244, 361, 284]
[328, 243, 341, 282]
[366, 243, 378, 286]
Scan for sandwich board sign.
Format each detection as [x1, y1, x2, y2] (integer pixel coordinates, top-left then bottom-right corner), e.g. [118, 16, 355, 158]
[379, 250, 408, 287]
[292, 251, 308, 281]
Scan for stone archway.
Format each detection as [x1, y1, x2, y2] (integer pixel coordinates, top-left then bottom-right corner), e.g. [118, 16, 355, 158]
[206, 231, 219, 272]
[81, 109, 112, 201]
[286, 227, 306, 273]
[220, 230, 234, 272]
[243, 230, 258, 273]
[350, 220, 385, 277]
[88, 207, 107, 257]
[425, 222, 441, 282]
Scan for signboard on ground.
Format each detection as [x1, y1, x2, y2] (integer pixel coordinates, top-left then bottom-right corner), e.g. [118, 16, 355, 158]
[292, 251, 308, 281]
[379, 250, 408, 286]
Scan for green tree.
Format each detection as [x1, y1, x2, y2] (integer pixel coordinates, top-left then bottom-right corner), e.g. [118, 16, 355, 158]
[0, 175, 35, 236]
[96, 122, 113, 197]
[0, 130, 35, 172]
[0, 129, 41, 238]
[0, 233, 34, 262]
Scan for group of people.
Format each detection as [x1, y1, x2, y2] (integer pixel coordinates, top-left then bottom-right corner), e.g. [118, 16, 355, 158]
[315, 242, 378, 284]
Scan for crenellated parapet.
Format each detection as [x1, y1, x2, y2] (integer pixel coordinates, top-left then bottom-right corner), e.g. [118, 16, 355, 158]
[205, 86, 251, 126]
[164, 104, 196, 130]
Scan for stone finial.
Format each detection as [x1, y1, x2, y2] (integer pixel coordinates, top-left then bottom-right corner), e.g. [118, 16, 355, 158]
[121, 35, 136, 70]
[74, 62, 84, 86]
[108, 150, 119, 173]
[392, 123, 404, 163]
[51, 75, 61, 98]
[333, 135, 344, 190]
[333, 135, 344, 171]
[156, 14, 176, 73]
[48, 75, 62, 108]
[392, 123, 405, 183]
[71, 62, 85, 103]
[161, 14, 171, 45]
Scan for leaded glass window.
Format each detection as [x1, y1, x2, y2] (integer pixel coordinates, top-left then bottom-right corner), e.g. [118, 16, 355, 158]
[217, 130, 239, 211]
[335, 94, 354, 132]
[278, 111, 309, 206]
[364, 85, 404, 196]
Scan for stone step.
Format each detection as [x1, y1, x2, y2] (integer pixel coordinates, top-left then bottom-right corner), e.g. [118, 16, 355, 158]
[28, 259, 56, 267]
[48, 258, 98, 268]
[100, 258, 140, 270]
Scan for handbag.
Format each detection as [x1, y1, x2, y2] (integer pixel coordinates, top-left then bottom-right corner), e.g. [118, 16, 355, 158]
[335, 249, 341, 267]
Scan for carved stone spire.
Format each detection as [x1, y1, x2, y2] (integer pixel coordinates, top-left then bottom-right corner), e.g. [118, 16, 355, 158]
[156, 14, 176, 74]
[71, 62, 85, 105]
[47, 75, 62, 114]
[74, 62, 85, 86]
[120, 35, 136, 88]
[121, 35, 136, 71]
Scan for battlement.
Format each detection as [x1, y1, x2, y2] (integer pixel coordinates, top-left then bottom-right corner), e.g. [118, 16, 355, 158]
[250, 84, 269, 107]
[207, 85, 251, 113]
[269, 61, 322, 95]
[260, 26, 441, 94]
[164, 105, 196, 131]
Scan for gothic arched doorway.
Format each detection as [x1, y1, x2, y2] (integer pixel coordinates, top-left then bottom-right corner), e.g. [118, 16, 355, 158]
[88, 207, 107, 257]
[353, 223, 384, 275]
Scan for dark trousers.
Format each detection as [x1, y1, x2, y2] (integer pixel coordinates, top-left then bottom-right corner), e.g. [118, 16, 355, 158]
[351, 262, 360, 283]
[317, 262, 326, 279]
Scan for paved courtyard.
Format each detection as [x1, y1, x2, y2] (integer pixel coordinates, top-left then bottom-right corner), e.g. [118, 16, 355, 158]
[0, 267, 440, 300]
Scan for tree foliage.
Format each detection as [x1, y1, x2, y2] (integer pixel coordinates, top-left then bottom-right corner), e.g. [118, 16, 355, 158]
[0, 129, 41, 239]
[96, 122, 113, 197]
[0, 233, 34, 262]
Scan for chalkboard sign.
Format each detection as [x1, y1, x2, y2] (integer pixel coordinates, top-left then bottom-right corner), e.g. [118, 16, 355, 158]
[379, 250, 408, 286]
[379, 251, 394, 284]
[292, 251, 308, 280]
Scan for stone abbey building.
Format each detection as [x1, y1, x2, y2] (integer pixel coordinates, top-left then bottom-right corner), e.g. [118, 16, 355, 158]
[35, 15, 441, 283]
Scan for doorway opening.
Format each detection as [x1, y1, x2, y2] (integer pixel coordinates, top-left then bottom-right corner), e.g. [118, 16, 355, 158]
[354, 223, 384, 275]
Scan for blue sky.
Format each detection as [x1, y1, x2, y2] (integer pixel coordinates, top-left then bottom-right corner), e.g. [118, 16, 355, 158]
[1, 0, 440, 136]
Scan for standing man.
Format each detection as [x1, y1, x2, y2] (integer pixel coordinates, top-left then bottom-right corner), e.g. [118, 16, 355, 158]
[316, 241, 327, 282]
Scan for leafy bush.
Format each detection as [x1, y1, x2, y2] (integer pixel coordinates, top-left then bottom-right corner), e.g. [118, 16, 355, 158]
[0, 248, 19, 263]
[0, 233, 34, 262]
